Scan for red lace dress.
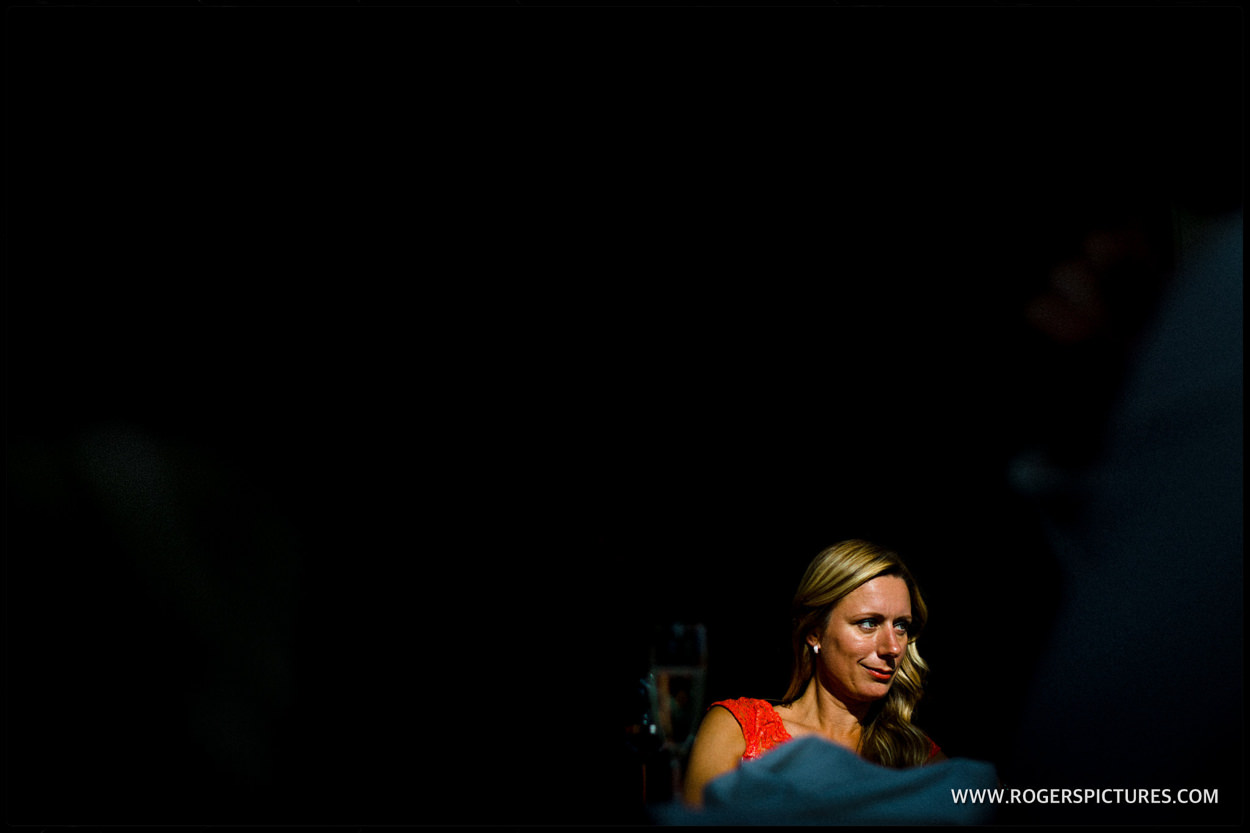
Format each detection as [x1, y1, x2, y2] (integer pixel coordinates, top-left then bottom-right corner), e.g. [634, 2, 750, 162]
[710, 697, 942, 762]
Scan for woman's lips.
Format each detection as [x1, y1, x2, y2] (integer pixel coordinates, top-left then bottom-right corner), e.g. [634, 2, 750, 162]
[865, 666, 894, 681]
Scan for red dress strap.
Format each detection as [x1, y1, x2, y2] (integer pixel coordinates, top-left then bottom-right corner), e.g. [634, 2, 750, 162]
[711, 698, 943, 763]
[710, 697, 794, 760]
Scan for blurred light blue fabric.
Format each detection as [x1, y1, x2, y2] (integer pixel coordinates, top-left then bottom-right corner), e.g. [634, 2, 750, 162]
[651, 736, 999, 825]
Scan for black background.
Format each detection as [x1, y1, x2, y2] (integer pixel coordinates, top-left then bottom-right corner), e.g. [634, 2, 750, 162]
[5, 1, 1242, 826]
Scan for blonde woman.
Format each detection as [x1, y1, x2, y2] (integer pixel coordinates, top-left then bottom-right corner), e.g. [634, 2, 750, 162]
[683, 540, 946, 807]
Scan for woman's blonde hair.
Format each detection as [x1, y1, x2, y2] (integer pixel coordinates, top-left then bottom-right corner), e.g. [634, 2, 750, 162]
[781, 539, 932, 767]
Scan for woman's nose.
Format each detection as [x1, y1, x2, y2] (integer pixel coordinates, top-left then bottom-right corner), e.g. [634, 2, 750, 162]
[878, 629, 902, 657]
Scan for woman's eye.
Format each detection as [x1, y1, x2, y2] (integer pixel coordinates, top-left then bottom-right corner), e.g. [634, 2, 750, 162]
[895, 622, 911, 635]
[857, 619, 878, 630]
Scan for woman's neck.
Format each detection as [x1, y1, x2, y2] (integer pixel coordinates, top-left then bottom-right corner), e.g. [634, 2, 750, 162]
[788, 679, 870, 750]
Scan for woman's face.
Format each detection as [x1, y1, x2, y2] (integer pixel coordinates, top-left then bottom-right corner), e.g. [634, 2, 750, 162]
[810, 574, 913, 704]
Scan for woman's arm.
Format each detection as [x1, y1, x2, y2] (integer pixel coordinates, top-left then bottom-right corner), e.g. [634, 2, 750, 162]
[681, 705, 746, 807]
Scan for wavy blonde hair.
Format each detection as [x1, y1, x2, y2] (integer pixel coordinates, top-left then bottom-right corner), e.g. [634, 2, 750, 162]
[781, 539, 932, 767]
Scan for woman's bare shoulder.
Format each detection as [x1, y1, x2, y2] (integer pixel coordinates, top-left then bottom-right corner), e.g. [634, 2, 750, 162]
[682, 705, 747, 806]
[699, 703, 747, 739]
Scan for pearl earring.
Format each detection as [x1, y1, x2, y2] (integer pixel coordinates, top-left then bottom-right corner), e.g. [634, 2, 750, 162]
[812, 644, 821, 655]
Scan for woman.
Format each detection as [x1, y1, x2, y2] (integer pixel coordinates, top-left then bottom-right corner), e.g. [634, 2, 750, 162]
[682, 539, 946, 807]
